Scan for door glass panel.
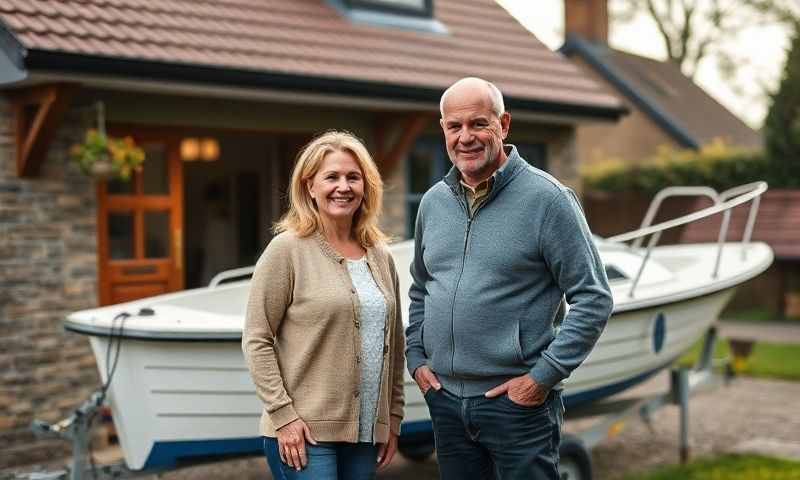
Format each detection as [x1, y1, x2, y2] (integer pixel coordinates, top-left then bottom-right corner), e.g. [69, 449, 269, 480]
[142, 144, 169, 195]
[107, 177, 134, 194]
[108, 213, 134, 259]
[144, 211, 170, 258]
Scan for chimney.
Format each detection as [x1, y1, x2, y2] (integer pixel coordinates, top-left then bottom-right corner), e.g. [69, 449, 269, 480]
[564, 0, 608, 44]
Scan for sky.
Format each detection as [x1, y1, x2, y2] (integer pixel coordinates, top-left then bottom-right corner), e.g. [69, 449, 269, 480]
[497, 0, 793, 129]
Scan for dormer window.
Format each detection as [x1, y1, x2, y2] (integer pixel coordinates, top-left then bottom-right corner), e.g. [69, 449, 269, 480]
[330, 0, 446, 34]
[344, 0, 433, 18]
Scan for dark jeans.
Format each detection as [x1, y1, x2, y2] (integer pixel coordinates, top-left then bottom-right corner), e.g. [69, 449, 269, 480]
[263, 437, 378, 480]
[425, 387, 563, 480]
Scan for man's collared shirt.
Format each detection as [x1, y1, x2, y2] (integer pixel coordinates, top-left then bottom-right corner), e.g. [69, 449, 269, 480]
[460, 177, 493, 217]
[459, 148, 512, 217]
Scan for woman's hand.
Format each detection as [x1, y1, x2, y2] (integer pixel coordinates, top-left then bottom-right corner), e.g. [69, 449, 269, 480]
[376, 433, 398, 470]
[276, 418, 317, 470]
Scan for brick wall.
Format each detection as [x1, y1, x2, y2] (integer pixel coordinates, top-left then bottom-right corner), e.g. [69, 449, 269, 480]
[0, 99, 101, 468]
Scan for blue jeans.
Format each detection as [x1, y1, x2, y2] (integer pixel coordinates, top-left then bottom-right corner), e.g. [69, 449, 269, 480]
[263, 437, 378, 480]
[425, 387, 563, 480]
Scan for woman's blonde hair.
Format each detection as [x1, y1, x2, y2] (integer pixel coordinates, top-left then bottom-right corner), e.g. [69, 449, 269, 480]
[274, 131, 388, 247]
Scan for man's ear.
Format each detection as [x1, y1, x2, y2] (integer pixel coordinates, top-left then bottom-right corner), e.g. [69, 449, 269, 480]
[500, 111, 511, 140]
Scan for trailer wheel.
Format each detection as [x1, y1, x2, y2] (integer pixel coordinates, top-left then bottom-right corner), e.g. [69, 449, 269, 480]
[559, 434, 592, 480]
[398, 430, 435, 462]
[398, 441, 435, 462]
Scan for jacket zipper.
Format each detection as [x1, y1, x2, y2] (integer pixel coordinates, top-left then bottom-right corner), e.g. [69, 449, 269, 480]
[448, 186, 491, 396]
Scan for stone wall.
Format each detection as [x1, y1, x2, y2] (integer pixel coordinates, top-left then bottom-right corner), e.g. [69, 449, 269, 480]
[380, 159, 408, 241]
[0, 100, 101, 468]
[547, 129, 582, 195]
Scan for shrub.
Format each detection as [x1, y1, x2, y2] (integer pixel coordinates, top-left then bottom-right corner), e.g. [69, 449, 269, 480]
[581, 139, 774, 194]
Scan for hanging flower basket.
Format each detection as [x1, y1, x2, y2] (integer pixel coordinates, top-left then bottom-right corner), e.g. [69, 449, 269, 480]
[70, 129, 145, 181]
[69, 102, 145, 181]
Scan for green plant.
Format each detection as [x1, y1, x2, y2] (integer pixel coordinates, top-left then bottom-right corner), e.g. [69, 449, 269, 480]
[581, 139, 771, 194]
[70, 129, 145, 181]
[678, 338, 800, 381]
[622, 454, 800, 480]
[722, 306, 780, 323]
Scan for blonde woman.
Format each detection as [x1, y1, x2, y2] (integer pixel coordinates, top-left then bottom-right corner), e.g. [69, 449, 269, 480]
[243, 131, 404, 479]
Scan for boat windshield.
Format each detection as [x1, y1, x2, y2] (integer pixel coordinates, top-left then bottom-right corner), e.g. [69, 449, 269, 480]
[605, 265, 628, 282]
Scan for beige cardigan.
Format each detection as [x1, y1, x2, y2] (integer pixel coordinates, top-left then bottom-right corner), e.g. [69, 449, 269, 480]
[242, 231, 405, 443]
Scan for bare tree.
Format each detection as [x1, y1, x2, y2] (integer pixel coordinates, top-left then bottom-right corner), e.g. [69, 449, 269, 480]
[612, 0, 798, 80]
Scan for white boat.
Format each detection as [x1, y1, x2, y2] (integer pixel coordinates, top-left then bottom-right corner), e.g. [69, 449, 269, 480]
[64, 183, 773, 470]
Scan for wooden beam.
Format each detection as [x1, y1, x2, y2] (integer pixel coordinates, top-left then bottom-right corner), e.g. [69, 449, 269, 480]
[375, 112, 434, 174]
[6, 83, 78, 177]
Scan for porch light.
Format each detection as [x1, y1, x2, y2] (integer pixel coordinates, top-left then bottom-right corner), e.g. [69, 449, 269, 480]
[181, 138, 200, 162]
[200, 138, 220, 162]
[181, 137, 219, 162]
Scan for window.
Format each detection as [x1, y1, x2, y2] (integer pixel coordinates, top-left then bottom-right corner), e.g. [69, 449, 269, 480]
[344, 0, 432, 17]
[405, 138, 449, 237]
[516, 143, 548, 170]
[330, 0, 446, 34]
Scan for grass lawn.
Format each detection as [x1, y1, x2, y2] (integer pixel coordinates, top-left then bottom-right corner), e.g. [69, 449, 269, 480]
[722, 306, 781, 322]
[621, 454, 800, 479]
[678, 338, 800, 382]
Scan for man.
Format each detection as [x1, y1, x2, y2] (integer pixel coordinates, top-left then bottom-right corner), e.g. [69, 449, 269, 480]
[405, 77, 613, 479]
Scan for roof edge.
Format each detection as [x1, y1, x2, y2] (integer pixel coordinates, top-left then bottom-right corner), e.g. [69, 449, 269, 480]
[0, 20, 27, 84]
[18, 49, 626, 121]
[560, 34, 699, 149]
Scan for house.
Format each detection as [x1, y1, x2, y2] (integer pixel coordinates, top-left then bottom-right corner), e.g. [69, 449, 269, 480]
[560, 0, 762, 166]
[0, 0, 624, 467]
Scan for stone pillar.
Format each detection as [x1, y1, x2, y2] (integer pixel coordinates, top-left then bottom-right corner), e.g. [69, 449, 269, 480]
[380, 158, 408, 241]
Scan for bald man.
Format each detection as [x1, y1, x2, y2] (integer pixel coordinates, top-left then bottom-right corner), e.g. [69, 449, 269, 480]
[405, 77, 613, 479]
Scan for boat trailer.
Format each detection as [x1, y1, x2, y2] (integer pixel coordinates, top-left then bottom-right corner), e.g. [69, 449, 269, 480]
[6, 326, 729, 480]
[557, 326, 730, 480]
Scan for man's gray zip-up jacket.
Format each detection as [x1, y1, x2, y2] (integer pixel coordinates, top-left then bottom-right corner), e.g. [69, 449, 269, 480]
[405, 146, 613, 397]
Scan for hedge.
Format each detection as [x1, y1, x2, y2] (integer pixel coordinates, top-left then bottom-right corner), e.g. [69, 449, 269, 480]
[580, 139, 796, 194]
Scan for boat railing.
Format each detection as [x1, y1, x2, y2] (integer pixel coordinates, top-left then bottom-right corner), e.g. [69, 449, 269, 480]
[209, 266, 256, 288]
[605, 181, 767, 298]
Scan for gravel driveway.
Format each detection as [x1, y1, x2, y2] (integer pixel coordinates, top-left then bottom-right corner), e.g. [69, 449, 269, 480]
[133, 373, 800, 480]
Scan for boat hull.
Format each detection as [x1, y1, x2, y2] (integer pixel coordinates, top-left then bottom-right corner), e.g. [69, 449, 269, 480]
[87, 287, 733, 470]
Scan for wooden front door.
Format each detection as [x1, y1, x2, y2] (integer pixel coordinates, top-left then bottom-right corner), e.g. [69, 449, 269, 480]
[97, 135, 183, 305]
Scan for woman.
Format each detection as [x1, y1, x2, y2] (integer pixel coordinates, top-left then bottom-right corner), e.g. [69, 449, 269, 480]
[242, 131, 405, 479]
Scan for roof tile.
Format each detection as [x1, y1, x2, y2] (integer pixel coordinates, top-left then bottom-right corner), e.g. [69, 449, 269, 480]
[604, 49, 761, 147]
[0, 0, 622, 112]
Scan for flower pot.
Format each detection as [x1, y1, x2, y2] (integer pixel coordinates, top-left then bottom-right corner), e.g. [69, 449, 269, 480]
[90, 159, 114, 179]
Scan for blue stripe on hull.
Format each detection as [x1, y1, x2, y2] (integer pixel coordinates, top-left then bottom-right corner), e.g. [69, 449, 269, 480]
[141, 360, 676, 469]
[562, 357, 676, 409]
[143, 437, 263, 469]
[400, 419, 434, 435]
